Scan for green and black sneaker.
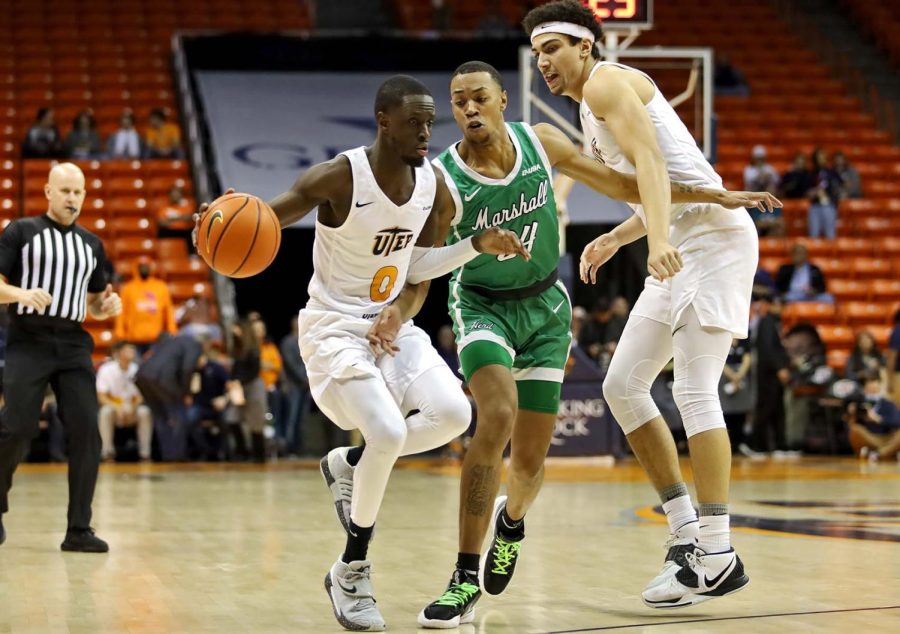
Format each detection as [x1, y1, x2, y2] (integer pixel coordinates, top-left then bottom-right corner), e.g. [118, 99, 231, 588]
[482, 495, 524, 595]
[417, 569, 481, 629]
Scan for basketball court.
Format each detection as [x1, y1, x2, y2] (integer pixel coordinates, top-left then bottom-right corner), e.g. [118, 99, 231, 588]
[1, 458, 897, 633]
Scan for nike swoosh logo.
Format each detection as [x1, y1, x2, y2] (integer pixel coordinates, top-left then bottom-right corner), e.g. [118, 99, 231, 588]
[552, 299, 566, 313]
[704, 558, 735, 588]
[355, 201, 374, 208]
[337, 580, 358, 594]
[205, 210, 224, 254]
[464, 187, 482, 202]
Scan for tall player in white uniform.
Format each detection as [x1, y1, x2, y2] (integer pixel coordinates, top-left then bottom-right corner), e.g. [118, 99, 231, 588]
[525, 1, 777, 608]
[195, 76, 527, 631]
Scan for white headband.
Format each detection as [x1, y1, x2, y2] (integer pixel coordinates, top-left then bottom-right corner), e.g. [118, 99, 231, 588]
[530, 21, 596, 45]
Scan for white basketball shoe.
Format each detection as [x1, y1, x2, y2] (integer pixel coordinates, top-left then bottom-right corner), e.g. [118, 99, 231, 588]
[642, 547, 749, 609]
[324, 558, 386, 631]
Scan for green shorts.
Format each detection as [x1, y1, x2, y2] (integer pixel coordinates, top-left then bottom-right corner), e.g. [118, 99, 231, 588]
[451, 281, 573, 414]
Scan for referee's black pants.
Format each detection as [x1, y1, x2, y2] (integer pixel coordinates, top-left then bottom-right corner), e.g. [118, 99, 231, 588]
[0, 328, 101, 529]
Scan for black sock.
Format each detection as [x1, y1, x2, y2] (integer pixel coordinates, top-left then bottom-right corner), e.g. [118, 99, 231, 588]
[456, 552, 480, 579]
[341, 521, 374, 563]
[345, 446, 364, 467]
[498, 507, 525, 538]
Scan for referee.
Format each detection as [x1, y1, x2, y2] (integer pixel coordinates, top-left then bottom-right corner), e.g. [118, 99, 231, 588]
[0, 162, 121, 551]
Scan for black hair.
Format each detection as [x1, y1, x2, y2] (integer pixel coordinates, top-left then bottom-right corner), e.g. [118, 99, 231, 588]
[522, 0, 604, 60]
[373, 75, 432, 117]
[150, 108, 166, 120]
[72, 110, 96, 129]
[451, 60, 504, 90]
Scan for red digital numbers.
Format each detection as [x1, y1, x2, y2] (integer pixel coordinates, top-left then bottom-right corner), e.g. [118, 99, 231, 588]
[588, 0, 637, 20]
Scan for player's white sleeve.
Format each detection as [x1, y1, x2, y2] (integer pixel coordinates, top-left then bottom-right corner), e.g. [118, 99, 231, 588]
[405, 237, 479, 284]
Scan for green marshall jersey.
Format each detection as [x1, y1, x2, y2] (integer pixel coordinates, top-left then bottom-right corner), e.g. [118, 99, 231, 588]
[433, 122, 560, 291]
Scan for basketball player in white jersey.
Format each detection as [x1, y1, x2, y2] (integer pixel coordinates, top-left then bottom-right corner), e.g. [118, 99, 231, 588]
[524, 1, 778, 608]
[195, 76, 527, 631]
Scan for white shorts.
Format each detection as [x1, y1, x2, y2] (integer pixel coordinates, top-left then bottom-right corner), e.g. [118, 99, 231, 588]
[632, 207, 758, 339]
[297, 308, 447, 405]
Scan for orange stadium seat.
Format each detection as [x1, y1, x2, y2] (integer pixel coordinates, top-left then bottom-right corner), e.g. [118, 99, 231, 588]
[818, 325, 855, 350]
[157, 238, 189, 260]
[112, 236, 156, 259]
[109, 216, 155, 237]
[758, 256, 785, 275]
[169, 280, 213, 303]
[812, 258, 846, 278]
[834, 237, 872, 257]
[828, 279, 870, 303]
[852, 257, 892, 279]
[842, 302, 892, 326]
[827, 349, 850, 371]
[159, 257, 211, 281]
[782, 302, 837, 326]
[870, 280, 900, 303]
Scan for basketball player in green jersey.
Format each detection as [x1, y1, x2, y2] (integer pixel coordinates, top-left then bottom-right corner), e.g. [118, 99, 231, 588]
[397, 61, 779, 628]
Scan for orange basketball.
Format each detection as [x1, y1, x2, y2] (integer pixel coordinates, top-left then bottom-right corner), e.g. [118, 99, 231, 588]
[197, 193, 281, 278]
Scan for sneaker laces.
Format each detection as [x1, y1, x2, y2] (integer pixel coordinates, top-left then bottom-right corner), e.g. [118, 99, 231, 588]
[490, 536, 521, 575]
[334, 476, 353, 504]
[340, 567, 376, 602]
[434, 581, 479, 607]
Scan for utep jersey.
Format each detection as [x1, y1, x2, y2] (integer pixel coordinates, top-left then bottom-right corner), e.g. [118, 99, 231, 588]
[580, 61, 742, 230]
[433, 122, 560, 291]
[306, 146, 436, 318]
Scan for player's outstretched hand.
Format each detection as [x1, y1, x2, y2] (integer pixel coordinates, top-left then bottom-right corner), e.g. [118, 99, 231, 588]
[192, 187, 236, 249]
[580, 233, 620, 284]
[719, 190, 783, 213]
[472, 227, 531, 261]
[648, 240, 683, 282]
[367, 304, 402, 357]
[17, 288, 52, 312]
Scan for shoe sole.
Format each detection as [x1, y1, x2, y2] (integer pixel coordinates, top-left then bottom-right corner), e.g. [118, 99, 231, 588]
[416, 605, 476, 629]
[324, 571, 386, 631]
[642, 575, 750, 609]
[320, 454, 351, 535]
[481, 495, 517, 596]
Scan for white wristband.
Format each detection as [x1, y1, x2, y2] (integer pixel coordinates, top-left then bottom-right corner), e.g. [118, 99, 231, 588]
[406, 237, 479, 284]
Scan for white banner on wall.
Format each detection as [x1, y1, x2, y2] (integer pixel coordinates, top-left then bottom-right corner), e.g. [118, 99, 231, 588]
[194, 71, 629, 227]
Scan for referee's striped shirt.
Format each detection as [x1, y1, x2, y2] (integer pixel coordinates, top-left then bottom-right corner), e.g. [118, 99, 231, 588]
[0, 214, 108, 325]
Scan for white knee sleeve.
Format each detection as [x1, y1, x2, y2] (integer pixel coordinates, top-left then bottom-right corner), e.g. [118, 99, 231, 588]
[672, 307, 732, 438]
[400, 365, 471, 456]
[602, 315, 673, 435]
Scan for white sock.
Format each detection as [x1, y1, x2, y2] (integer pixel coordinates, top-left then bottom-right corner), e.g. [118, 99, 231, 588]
[697, 514, 731, 553]
[662, 495, 698, 536]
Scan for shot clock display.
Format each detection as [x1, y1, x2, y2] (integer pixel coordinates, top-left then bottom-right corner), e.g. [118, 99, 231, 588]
[585, 0, 653, 29]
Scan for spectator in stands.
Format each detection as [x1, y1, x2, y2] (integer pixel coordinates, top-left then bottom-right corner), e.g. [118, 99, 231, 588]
[96, 342, 153, 462]
[845, 371, 900, 462]
[720, 338, 753, 452]
[114, 258, 177, 356]
[22, 107, 62, 159]
[156, 184, 194, 241]
[753, 266, 777, 298]
[252, 317, 282, 442]
[432, 0, 453, 30]
[106, 110, 144, 159]
[744, 145, 783, 236]
[807, 147, 843, 239]
[845, 330, 885, 384]
[775, 243, 833, 303]
[783, 322, 832, 453]
[887, 309, 900, 401]
[279, 316, 309, 457]
[435, 324, 459, 376]
[831, 151, 862, 199]
[144, 109, 183, 159]
[63, 110, 102, 160]
[134, 334, 205, 461]
[779, 152, 810, 199]
[185, 342, 230, 460]
[478, 0, 513, 34]
[230, 319, 268, 462]
[177, 295, 223, 344]
[750, 293, 790, 453]
[578, 297, 614, 364]
[606, 296, 629, 353]
[713, 53, 749, 97]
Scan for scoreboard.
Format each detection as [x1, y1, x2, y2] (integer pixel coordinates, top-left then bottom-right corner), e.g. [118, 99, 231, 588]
[584, 0, 653, 29]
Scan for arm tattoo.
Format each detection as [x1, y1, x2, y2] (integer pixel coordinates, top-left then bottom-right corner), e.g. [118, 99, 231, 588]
[672, 182, 697, 193]
[464, 465, 498, 516]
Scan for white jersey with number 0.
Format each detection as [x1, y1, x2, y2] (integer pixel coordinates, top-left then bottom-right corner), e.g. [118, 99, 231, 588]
[306, 146, 436, 319]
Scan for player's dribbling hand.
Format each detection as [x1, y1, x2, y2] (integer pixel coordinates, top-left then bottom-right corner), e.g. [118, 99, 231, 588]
[472, 227, 531, 261]
[719, 191, 783, 213]
[17, 288, 52, 312]
[192, 187, 236, 249]
[580, 233, 619, 284]
[647, 240, 683, 281]
[367, 304, 402, 357]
